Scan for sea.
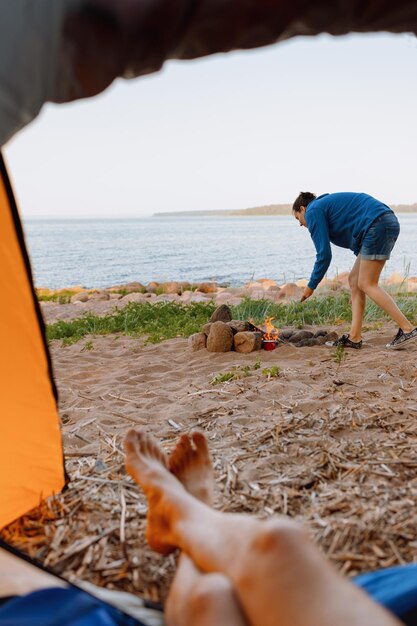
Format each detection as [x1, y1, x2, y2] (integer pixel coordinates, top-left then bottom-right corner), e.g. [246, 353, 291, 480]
[23, 214, 417, 290]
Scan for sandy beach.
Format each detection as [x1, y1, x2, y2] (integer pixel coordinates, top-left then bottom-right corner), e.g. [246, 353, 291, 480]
[3, 280, 417, 604]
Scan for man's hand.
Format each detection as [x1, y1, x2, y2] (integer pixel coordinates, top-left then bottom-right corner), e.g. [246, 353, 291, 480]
[301, 287, 314, 302]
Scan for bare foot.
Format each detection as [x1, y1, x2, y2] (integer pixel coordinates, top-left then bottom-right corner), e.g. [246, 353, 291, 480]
[169, 432, 214, 505]
[124, 429, 188, 555]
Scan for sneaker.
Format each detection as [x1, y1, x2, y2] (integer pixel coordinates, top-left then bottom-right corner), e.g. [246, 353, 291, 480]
[386, 327, 417, 349]
[325, 333, 362, 349]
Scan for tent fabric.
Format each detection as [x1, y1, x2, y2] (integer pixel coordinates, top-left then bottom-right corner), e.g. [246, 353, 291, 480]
[0, 153, 65, 529]
[2, 1, 417, 147]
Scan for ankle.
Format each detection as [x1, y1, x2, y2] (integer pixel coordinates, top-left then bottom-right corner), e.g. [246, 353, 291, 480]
[401, 325, 414, 334]
[349, 333, 361, 343]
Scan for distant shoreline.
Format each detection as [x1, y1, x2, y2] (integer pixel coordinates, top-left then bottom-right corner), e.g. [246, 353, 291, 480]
[154, 203, 417, 217]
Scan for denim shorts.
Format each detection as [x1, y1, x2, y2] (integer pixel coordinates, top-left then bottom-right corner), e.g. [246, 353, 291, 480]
[359, 211, 400, 260]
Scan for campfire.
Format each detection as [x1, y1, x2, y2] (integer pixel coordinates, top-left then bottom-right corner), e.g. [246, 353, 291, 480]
[188, 305, 339, 353]
[257, 316, 280, 351]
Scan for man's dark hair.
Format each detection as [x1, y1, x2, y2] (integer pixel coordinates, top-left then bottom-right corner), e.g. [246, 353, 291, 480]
[292, 192, 317, 214]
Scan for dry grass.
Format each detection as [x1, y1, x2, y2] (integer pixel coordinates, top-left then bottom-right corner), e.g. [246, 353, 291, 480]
[2, 390, 417, 603]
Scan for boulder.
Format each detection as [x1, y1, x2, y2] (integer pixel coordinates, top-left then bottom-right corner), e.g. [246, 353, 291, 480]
[209, 304, 232, 323]
[258, 279, 278, 290]
[109, 281, 145, 294]
[288, 330, 314, 343]
[279, 329, 294, 339]
[325, 331, 339, 343]
[295, 338, 320, 347]
[234, 331, 262, 353]
[206, 321, 234, 352]
[71, 291, 89, 303]
[314, 329, 328, 338]
[109, 293, 123, 300]
[154, 294, 180, 302]
[228, 320, 251, 334]
[121, 292, 148, 303]
[89, 289, 110, 301]
[146, 281, 159, 293]
[277, 283, 302, 299]
[188, 332, 207, 351]
[385, 272, 404, 285]
[189, 293, 212, 303]
[161, 281, 181, 294]
[202, 323, 212, 336]
[178, 281, 192, 293]
[197, 282, 218, 294]
[180, 290, 193, 303]
[295, 279, 308, 288]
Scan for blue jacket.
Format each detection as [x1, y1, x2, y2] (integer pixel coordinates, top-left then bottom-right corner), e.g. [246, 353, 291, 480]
[305, 192, 393, 290]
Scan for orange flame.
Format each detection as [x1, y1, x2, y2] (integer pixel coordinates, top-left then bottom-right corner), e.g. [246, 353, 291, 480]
[262, 316, 279, 341]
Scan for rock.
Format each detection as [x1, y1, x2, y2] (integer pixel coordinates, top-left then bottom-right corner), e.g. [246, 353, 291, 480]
[385, 272, 404, 285]
[295, 279, 308, 288]
[258, 278, 278, 290]
[188, 332, 207, 351]
[121, 292, 148, 303]
[202, 323, 212, 336]
[154, 294, 181, 302]
[189, 293, 212, 303]
[161, 281, 181, 295]
[315, 335, 327, 345]
[146, 281, 159, 293]
[206, 321, 234, 352]
[178, 281, 192, 293]
[89, 290, 110, 301]
[180, 290, 193, 302]
[197, 282, 218, 294]
[288, 330, 314, 343]
[71, 291, 89, 303]
[279, 329, 294, 339]
[278, 283, 302, 299]
[234, 331, 262, 353]
[228, 320, 251, 334]
[244, 281, 263, 291]
[209, 304, 232, 323]
[314, 329, 328, 338]
[266, 285, 281, 292]
[325, 331, 339, 343]
[109, 282, 145, 294]
[405, 278, 417, 292]
[109, 293, 122, 300]
[295, 338, 319, 347]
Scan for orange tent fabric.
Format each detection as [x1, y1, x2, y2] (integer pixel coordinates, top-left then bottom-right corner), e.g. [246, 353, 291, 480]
[0, 154, 65, 528]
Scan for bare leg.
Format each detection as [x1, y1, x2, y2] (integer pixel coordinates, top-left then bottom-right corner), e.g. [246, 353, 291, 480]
[165, 433, 247, 626]
[358, 259, 414, 331]
[349, 256, 366, 342]
[125, 430, 401, 626]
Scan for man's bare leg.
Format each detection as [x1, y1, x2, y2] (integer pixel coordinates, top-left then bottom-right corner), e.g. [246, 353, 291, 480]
[125, 430, 401, 626]
[358, 259, 414, 331]
[349, 256, 366, 342]
[165, 433, 247, 626]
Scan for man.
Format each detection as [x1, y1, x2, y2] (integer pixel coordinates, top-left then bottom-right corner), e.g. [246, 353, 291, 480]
[293, 191, 417, 349]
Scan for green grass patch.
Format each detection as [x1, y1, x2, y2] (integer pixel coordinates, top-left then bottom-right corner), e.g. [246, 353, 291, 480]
[232, 294, 417, 327]
[46, 293, 417, 347]
[37, 289, 76, 304]
[47, 301, 216, 346]
[262, 365, 280, 379]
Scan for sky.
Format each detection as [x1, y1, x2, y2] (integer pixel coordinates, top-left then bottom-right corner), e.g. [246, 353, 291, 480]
[4, 32, 417, 218]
